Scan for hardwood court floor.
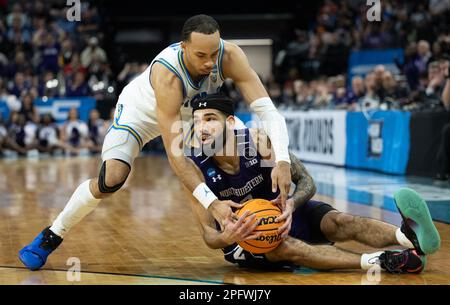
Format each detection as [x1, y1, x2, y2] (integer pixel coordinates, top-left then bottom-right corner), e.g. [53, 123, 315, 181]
[0, 156, 449, 285]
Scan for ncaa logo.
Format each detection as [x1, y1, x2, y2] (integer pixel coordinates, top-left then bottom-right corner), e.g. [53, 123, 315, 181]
[207, 168, 216, 177]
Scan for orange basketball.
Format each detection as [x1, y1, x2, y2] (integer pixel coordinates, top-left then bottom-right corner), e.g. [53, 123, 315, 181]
[236, 198, 284, 254]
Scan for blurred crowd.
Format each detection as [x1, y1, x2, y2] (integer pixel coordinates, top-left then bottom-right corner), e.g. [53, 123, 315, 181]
[0, 0, 119, 157]
[1, 0, 450, 158]
[263, 0, 450, 112]
[0, 106, 113, 157]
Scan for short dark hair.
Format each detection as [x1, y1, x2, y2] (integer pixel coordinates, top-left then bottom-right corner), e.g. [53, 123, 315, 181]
[182, 14, 220, 42]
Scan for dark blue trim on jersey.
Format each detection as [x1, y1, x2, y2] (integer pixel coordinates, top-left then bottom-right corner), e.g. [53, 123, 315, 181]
[178, 50, 204, 90]
[218, 39, 225, 81]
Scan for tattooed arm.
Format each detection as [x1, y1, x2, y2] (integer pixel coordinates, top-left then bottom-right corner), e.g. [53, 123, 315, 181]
[289, 152, 317, 209]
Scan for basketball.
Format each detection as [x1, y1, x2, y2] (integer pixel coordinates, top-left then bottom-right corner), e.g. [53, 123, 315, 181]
[236, 199, 284, 254]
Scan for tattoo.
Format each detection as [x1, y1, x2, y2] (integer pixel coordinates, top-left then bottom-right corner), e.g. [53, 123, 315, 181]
[289, 152, 316, 208]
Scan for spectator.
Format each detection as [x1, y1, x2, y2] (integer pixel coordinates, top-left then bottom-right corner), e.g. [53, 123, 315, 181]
[59, 38, 74, 67]
[345, 76, 366, 109]
[360, 73, 380, 109]
[30, 1, 49, 20]
[0, 77, 20, 111]
[293, 80, 313, 110]
[373, 65, 386, 89]
[36, 113, 62, 154]
[39, 33, 61, 74]
[429, 0, 450, 15]
[6, 15, 31, 46]
[425, 61, 446, 103]
[63, 53, 87, 78]
[4, 51, 31, 79]
[117, 62, 141, 89]
[312, 82, 332, 109]
[31, 17, 47, 48]
[396, 42, 420, 91]
[60, 108, 89, 156]
[38, 71, 60, 98]
[81, 37, 107, 68]
[19, 93, 39, 124]
[6, 3, 28, 29]
[8, 72, 30, 98]
[77, 6, 101, 38]
[416, 40, 433, 75]
[87, 109, 107, 154]
[6, 112, 36, 156]
[66, 71, 90, 97]
[363, 23, 392, 49]
[379, 70, 409, 108]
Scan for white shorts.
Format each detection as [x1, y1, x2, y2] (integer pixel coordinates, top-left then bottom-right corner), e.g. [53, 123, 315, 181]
[101, 103, 160, 165]
[101, 103, 247, 166]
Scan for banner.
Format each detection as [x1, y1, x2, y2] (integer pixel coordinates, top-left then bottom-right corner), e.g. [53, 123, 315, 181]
[34, 97, 96, 124]
[346, 111, 410, 175]
[281, 110, 347, 166]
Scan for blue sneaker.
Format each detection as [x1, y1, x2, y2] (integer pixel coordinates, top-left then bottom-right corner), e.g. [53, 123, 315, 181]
[394, 188, 441, 255]
[19, 227, 63, 271]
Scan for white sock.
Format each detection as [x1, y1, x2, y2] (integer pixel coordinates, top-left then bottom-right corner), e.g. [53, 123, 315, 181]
[50, 179, 101, 238]
[395, 228, 414, 249]
[360, 251, 384, 270]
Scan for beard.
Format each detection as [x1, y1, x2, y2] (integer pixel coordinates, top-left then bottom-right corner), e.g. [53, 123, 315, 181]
[199, 123, 229, 157]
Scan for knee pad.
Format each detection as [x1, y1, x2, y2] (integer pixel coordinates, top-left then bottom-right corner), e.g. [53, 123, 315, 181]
[98, 159, 131, 193]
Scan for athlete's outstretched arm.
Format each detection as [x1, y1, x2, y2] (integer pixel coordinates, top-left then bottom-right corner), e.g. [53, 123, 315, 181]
[250, 129, 316, 236]
[289, 152, 317, 208]
[251, 128, 316, 207]
[152, 63, 242, 224]
[182, 184, 259, 250]
[221, 42, 291, 207]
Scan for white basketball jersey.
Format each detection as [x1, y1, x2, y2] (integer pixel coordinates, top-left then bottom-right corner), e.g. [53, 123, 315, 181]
[118, 39, 226, 125]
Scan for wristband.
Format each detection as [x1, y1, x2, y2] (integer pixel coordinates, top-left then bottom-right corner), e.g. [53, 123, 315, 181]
[193, 183, 217, 209]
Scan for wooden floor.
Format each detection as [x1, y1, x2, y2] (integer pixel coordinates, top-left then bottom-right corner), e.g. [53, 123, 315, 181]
[0, 156, 449, 285]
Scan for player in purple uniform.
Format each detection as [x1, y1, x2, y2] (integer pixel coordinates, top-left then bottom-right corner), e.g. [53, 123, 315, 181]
[185, 93, 441, 273]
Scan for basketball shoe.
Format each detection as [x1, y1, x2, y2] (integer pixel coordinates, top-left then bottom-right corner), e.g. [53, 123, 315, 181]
[379, 249, 425, 274]
[19, 227, 63, 271]
[394, 188, 441, 255]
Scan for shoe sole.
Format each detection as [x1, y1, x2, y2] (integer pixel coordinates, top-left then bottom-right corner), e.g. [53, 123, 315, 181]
[18, 250, 43, 271]
[394, 188, 441, 255]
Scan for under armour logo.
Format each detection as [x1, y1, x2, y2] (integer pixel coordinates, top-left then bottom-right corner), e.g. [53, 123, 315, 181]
[212, 175, 222, 183]
[199, 102, 207, 107]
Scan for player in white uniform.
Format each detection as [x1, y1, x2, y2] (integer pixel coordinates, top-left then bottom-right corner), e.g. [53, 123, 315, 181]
[19, 15, 293, 270]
